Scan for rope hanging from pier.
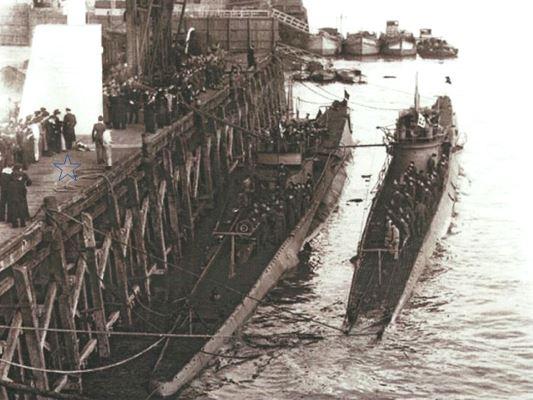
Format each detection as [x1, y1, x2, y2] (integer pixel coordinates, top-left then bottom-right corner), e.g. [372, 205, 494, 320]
[0, 324, 378, 341]
[0, 379, 96, 400]
[299, 82, 405, 111]
[180, 100, 261, 138]
[0, 338, 164, 375]
[46, 209, 348, 335]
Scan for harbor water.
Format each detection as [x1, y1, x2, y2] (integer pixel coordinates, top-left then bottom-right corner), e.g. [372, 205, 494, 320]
[179, 8, 533, 400]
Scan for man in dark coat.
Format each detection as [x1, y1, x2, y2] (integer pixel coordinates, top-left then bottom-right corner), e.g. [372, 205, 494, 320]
[45, 116, 57, 155]
[116, 90, 127, 129]
[7, 164, 31, 228]
[109, 91, 120, 129]
[0, 166, 12, 222]
[155, 90, 168, 128]
[144, 94, 156, 134]
[51, 110, 62, 153]
[91, 116, 106, 164]
[62, 108, 77, 150]
[247, 44, 256, 70]
[127, 88, 140, 125]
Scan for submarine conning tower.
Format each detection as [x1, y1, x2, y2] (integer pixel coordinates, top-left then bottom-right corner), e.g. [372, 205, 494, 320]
[388, 95, 456, 174]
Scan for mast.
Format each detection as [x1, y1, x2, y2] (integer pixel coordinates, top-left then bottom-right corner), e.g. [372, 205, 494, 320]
[414, 72, 420, 111]
[125, 0, 140, 74]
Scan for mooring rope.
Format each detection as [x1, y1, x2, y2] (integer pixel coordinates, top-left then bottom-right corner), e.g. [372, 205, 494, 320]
[0, 338, 165, 375]
[298, 81, 405, 111]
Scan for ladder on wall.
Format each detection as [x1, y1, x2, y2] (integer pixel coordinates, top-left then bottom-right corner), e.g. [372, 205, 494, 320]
[271, 8, 309, 33]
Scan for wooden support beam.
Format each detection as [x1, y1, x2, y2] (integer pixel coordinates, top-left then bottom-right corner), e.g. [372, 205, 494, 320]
[13, 265, 49, 394]
[125, 178, 151, 301]
[162, 149, 182, 264]
[140, 197, 150, 237]
[79, 338, 97, 365]
[39, 282, 57, 350]
[201, 136, 214, 199]
[144, 161, 168, 272]
[71, 258, 87, 316]
[177, 137, 195, 240]
[192, 147, 201, 199]
[0, 311, 22, 379]
[97, 233, 112, 281]
[53, 374, 69, 393]
[213, 122, 223, 189]
[108, 193, 132, 326]
[43, 197, 81, 371]
[0, 277, 14, 298]
[81, 213, 110, 359]
[120, 211, 133, 258]
[106, 311, 120, 330]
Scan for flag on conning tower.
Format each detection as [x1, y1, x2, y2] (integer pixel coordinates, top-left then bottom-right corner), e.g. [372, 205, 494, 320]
[417, 112, 426, 128]
[344, 89, 350, 100]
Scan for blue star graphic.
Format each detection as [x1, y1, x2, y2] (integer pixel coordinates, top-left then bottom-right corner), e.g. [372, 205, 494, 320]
[53, 153, 81, 182]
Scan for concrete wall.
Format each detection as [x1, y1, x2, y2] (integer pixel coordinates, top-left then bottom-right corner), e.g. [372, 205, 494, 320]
[0, 4, 30, 46]
[183, 16, 278, 53]
[0, 4, 125, 46]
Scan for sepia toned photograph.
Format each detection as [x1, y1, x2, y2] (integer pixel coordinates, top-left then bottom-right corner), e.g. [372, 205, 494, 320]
[0, 0, 531, 399]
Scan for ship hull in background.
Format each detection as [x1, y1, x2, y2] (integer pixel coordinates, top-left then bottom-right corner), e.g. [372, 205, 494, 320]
[381, 37, 417, 57]
[344, 35, 380, 56]
[308, 34, 341, 56]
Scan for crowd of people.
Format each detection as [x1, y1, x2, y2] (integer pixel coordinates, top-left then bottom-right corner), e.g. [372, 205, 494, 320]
[0, 105, 80, 228]
[237, 170, 315, 248]
[257, 117, 329, 155]
[102, 46, 227, 134]
[384, 153, 449, 260]
[1, 106, 78, 169]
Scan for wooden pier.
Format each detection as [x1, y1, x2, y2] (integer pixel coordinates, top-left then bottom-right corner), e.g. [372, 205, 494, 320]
[0, 55, 285, 399]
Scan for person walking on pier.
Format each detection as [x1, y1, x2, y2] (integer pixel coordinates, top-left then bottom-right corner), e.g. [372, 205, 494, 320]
[62, 108, 77, 150]
[102, 127, 113, 170]
[7, 164, 31, 228]
[91, 116, 106, 165]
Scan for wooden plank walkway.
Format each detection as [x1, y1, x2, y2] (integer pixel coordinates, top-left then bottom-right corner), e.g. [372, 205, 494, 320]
[0, 125, 143, 243]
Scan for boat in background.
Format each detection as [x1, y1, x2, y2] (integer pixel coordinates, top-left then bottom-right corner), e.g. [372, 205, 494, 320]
[380, 20, 417, 57]
[417, 29, 458, 59]
[308, 28, 342, 56]
[343, 31, 380, 56]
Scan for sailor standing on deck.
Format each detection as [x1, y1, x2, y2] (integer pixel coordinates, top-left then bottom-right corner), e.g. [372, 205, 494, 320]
[385, 219, 400, 261]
